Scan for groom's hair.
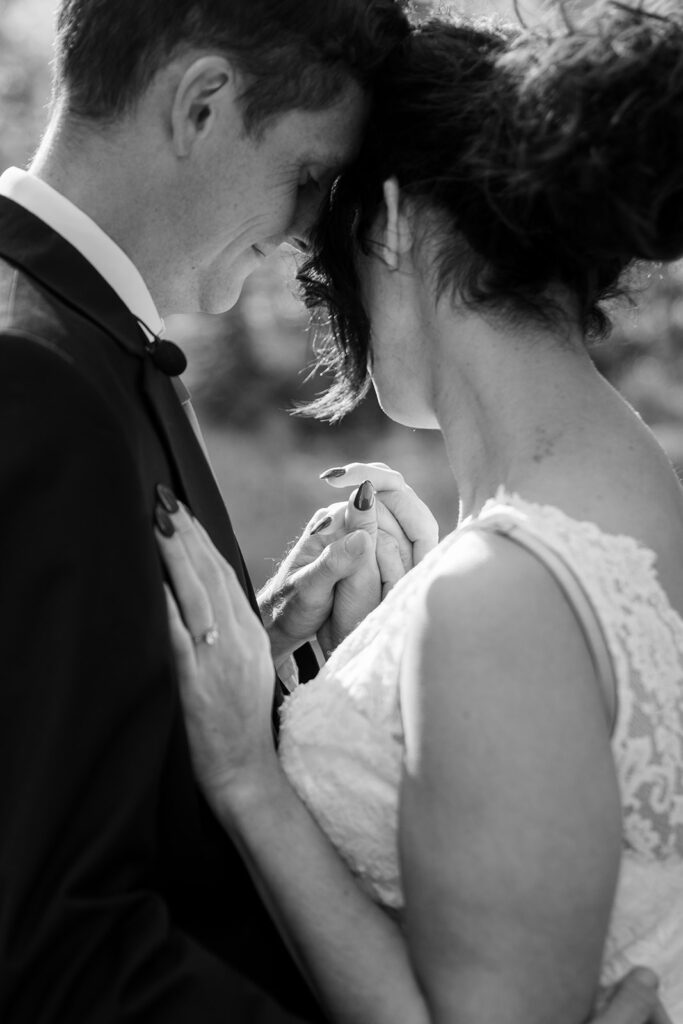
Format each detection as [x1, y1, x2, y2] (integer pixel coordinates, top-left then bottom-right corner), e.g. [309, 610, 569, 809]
[53, 0, 410, 130]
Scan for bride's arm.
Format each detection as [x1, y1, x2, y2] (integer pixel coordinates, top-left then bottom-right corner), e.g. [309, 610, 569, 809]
[157, 505, 653, 1024]
[208, 751, 430, 1024]
[398, 529, 622, 1024]
[159, 502, 431, 1024]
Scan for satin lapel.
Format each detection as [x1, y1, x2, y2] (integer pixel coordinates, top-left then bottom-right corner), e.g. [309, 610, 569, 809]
[144, 365, 284, 729]
[142, 359, 259, 615]
[0, 197, 141, 358]
[0, 197, 259, 613]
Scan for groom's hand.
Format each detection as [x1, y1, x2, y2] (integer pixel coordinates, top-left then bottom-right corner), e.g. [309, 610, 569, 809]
[258, 496, 377, 668]
[259, 462, 439, 666]
[590, 969, 671, 1024]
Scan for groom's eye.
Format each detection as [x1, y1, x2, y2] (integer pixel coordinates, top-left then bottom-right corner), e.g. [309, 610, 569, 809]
[297, 165, 325, 193]
[299, 172, 320, 194]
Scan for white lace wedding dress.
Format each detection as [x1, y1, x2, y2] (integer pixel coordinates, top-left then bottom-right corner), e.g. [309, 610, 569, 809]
[279, 490, 683, 1019]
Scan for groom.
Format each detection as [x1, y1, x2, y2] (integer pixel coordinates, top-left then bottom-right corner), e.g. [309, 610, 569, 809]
[0, 1, 412, 1021]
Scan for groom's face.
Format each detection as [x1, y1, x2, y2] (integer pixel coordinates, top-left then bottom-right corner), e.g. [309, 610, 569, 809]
[196, 81, 367, 313]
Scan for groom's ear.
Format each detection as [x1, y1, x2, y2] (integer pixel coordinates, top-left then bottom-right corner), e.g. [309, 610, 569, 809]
[378, 178, 413, 271]
[170, 55, 237, 158]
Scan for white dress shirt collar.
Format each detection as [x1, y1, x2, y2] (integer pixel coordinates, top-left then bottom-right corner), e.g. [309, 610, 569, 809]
[0, 166, 164, 337]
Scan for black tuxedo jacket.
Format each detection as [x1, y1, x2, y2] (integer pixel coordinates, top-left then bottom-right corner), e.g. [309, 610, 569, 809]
[0, 197, 322, 1023]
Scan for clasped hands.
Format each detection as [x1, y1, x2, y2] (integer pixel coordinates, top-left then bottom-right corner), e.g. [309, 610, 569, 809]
[258, 461, 439, 667]
[156, 460, 437, 796]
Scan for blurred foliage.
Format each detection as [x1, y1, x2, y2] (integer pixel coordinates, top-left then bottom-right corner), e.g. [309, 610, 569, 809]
[3, 0, 683, 587]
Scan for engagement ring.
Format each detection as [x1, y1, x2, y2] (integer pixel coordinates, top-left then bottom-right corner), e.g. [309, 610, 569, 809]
[193, 624, 219, 647]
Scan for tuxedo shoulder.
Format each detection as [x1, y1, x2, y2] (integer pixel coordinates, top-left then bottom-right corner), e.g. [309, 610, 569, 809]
[0, 257, 73, 349]
[0, 321, 125, 446]
[0, 259, 134, 430]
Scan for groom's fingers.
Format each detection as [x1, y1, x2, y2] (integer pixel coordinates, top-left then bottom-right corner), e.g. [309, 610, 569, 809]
[297, 530, 374, 605]
[595, 969, 666, 1024]
[652, 1002, 675, 1024]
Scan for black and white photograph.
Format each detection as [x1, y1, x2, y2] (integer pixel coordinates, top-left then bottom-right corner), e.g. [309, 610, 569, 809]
[0, 0, 681, 1020]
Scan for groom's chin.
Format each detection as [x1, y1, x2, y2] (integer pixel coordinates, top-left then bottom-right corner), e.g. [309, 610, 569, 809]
[199, 290, 241, 316]
[197, 277, 244, 315]
[198, 249, 263, 315]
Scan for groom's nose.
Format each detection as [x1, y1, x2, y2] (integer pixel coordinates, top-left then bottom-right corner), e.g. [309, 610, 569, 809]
[285, 235, 311, 255]
[286, 180, 328, 254]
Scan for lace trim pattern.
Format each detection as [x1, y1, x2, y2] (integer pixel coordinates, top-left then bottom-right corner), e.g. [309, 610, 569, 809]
[482, 489, 683, 861]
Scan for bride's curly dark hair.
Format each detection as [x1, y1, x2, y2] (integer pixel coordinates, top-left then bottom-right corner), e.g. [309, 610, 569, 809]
[297, 2, 683, 420]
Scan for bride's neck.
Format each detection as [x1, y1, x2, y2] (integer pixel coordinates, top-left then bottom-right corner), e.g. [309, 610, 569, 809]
[430, 309, 604, 521]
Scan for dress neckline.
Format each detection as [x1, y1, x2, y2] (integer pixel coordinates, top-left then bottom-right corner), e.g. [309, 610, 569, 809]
[477, 486, 656, 559]
[471, 485, 683, 637]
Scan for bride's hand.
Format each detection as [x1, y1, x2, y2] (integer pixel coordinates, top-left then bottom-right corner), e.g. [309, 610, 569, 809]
[320, 461, 439, 568]
[155, 501, 278, 807]
[316, 481, 382, 657]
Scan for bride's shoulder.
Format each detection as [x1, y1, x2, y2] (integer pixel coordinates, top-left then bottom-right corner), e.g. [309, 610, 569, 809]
[407, 523, 590, 685]
[401, 519, 610, 765]
[412, 528, 546, 643]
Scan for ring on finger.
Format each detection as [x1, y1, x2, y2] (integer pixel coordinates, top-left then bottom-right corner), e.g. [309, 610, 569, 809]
[192, 623, 220, 647]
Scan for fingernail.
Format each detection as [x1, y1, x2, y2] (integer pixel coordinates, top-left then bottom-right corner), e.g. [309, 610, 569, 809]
[345, 530, 367, 556]
[354, 480, 375, 512]
[155, 504, 176, 538]
[631, 968, 659, 989]
[320, 467, 346, 480]
[311, 515, 333, 536]
[156, 483, 179, 514]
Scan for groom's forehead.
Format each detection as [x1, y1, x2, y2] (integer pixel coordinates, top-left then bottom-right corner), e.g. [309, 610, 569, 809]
[288, 86, 368, 166]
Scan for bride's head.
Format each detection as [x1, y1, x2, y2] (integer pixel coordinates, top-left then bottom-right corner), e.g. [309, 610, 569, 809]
[298, 3, 683, 424]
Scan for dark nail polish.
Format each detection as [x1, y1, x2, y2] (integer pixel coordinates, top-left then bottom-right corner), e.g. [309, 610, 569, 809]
[320, 467, 346, 480]
[311, 515, 332, 536]
[354, 480, 375, 512]
[156, 483, 179, 514]
[155, 504, 176, 538]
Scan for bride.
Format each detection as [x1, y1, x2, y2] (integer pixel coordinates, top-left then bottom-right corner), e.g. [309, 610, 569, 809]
[155, 5, 683, 1022]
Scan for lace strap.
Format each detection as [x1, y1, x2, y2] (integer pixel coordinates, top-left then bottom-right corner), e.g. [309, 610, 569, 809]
[460, 511, 618, 733]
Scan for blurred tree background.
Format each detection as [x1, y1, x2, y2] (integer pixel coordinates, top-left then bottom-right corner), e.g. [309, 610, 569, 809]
[2, 0, 683, 586]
